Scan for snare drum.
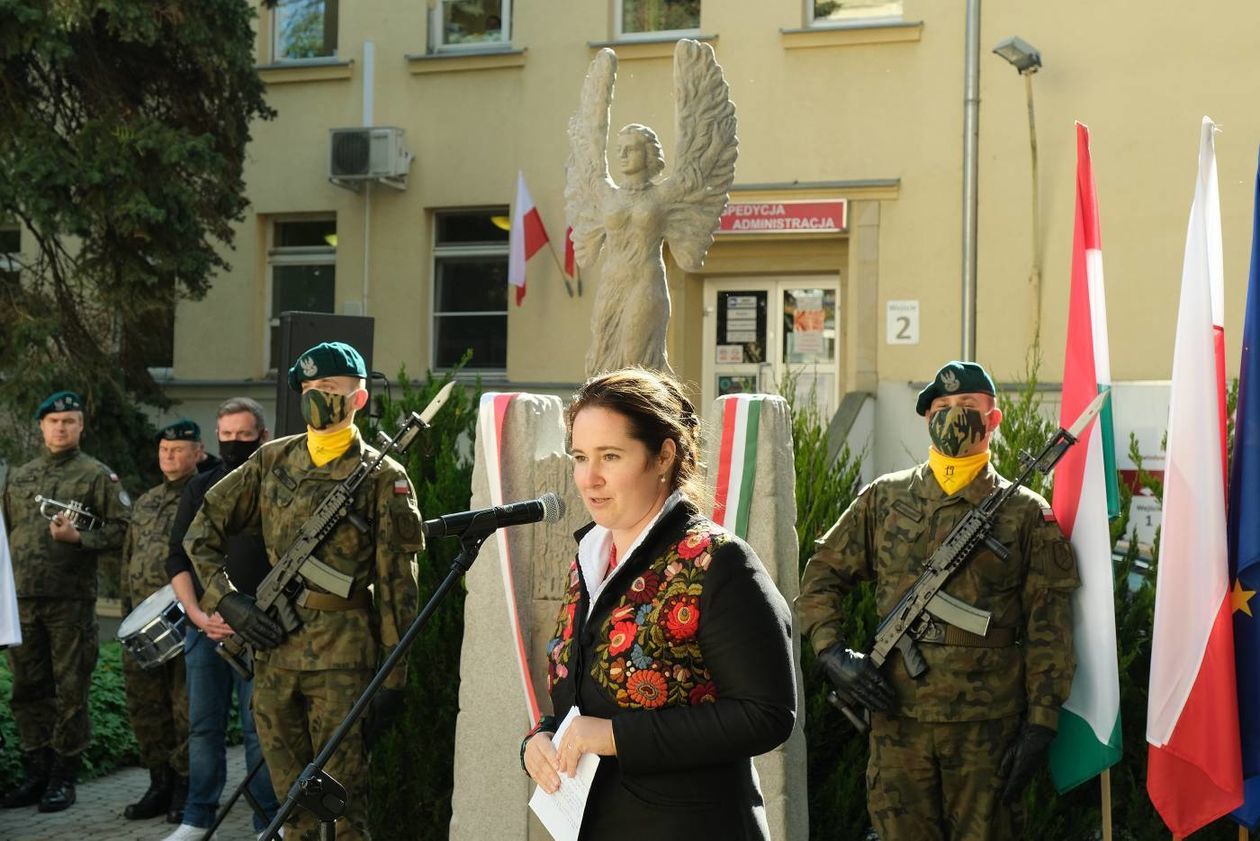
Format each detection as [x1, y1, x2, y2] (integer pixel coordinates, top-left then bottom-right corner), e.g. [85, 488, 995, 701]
[118, 584, 187, 669]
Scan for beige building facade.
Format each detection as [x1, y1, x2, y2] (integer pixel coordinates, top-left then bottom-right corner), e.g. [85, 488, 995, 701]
[126, 0, 1260, 478]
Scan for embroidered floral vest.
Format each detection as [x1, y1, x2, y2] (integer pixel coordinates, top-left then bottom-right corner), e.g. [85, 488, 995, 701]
[547, 523, 726, 710]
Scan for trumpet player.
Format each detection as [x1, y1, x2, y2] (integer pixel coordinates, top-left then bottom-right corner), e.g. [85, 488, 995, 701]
[0, 391, 131, 813]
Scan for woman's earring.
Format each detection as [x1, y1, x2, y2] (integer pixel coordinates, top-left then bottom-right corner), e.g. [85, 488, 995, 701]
[659, 474, 667, 484]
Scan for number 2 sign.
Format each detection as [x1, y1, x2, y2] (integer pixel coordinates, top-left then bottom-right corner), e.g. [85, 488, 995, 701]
[886, 300, 919, 345]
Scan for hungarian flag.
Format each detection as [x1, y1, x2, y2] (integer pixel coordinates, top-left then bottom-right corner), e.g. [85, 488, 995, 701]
[1147, 117, 1243, 836]
[1228, 148, 1260, 829]
[1047, 122, 1122, 793]
[508, 171, 550, 306]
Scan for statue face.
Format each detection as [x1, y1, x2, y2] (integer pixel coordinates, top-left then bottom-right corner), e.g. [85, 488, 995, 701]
[617, 133, 648, 177]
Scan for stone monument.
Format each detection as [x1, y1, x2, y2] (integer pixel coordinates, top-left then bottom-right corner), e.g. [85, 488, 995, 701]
[566, 38, 738, 376]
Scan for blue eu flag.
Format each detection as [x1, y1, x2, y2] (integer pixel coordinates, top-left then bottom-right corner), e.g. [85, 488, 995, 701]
[1230, 148, 1260, 829]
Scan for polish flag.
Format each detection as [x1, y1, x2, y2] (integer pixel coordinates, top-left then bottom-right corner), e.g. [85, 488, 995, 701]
[1047, 122, 1122, 793]
[564, 224, 576, 278]
[1146, 117, 1243, 836]
[508, 171, 550, 306]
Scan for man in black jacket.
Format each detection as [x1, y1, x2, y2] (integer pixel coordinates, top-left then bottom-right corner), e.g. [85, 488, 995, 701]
[161, 397, 279, 841]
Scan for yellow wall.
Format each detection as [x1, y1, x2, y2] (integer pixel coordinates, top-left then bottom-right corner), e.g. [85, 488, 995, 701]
[172, 1, 1260, 465]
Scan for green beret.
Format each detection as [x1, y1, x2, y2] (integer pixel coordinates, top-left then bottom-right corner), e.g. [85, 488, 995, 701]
[156, 419, 200, 443]
[35, 390, 84, 420]
[915, 361, 996, 416]
[287, 341, 367, 392]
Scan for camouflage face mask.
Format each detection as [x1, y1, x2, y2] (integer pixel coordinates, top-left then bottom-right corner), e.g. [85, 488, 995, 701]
[928, 405, 989, 457]
[300, 389, 352, 431]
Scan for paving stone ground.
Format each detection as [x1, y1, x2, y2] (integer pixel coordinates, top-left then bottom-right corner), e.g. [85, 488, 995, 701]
[0, 744, 263, 841]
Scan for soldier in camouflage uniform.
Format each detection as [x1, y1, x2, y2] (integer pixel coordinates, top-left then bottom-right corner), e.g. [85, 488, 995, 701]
[1, 391, 131, 813]
[797, 361, 1080, 841]
[119, 420, 200, 824]
[183, 342, 422, 841]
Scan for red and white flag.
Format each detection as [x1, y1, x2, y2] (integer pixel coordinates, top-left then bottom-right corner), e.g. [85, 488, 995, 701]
[508, 171, 550, 306]
[1146, 116, 1243, 836]
[563, 224, 576, 279]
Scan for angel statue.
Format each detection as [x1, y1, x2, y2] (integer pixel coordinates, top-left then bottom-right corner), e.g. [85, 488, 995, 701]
[566, 38, 738, 376]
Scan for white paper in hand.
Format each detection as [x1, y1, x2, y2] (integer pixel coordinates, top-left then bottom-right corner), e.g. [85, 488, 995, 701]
[528, 707, 600, 841]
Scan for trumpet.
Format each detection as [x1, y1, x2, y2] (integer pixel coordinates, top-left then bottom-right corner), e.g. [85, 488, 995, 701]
[34, 494, 103, 531]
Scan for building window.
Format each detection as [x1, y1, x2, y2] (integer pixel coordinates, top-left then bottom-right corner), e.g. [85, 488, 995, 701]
[432, 0, 511, 50]
[618, 0, 700, 38]
[432, 210, 508, 371]
[811, 0, 904, 25]
[274, 0, 339, 61]
[0, 224, 19, 287]
[268, 218, 337, 371]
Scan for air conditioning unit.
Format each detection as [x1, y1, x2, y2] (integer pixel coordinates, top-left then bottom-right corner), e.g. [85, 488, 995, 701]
[328, 127, 411, 182]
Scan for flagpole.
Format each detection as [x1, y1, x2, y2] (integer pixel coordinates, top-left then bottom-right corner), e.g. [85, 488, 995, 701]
[1100, 769, 1112, 841]
[1239, 826, 1248, 840]
[544, 239, 574, 298]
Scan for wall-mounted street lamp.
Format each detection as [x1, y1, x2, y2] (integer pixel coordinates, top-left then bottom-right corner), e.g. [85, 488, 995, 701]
[993, 35, 1044, 343]
[993, 36, 1041, 75]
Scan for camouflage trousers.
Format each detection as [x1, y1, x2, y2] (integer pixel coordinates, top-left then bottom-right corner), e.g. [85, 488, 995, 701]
[867, 712, 1023, 841]
[253, 662, 372, 841]
[123, 651, 189, 774]
[6, 598, 98, 756]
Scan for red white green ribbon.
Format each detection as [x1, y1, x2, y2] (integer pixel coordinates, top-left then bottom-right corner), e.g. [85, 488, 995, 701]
[712, 395, 765, 540]
[478, 392, 541, 725]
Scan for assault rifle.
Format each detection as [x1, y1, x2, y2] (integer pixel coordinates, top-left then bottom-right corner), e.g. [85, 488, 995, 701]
[217, 382, 455, 679]
[829, 389, 1109, 733]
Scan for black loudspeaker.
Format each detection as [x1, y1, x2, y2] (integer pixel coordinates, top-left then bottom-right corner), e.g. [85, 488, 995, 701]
[275, 311, 375, 437]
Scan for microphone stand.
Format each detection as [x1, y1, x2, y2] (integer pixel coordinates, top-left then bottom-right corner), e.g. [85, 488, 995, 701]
[258, 511, 498, 841]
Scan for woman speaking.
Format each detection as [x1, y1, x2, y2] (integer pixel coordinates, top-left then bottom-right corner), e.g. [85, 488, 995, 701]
[522, 368, 796, 840]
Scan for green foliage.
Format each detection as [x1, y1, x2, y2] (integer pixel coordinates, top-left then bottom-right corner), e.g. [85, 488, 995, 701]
[357, 366, 481, 841]
[780, 370, 871, 838]
[0, 0, 272, 487]
[0, 640, 139, 789]
[989, 352, 1058, 501]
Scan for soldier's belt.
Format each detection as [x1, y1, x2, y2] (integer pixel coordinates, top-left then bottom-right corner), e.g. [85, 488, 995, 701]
[916, 622, 1017, 648]
[298, 589, 372, 611]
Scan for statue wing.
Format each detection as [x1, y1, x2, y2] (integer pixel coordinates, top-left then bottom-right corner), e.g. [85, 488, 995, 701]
[564, 48, 618, 269]
[662, 39, 738, 273]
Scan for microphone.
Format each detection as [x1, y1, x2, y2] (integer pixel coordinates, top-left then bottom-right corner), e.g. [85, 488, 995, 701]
[423, 492, 565, 539]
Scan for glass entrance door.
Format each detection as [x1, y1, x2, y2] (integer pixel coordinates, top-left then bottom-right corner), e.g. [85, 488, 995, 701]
[701, 276, 841, 418]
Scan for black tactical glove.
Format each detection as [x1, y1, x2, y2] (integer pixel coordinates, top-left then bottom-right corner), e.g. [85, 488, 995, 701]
[817, 643, 896, 712]
[998, 722, 1056, 804]
[364, 688, 406, 750]
[217, 592, 285, 651]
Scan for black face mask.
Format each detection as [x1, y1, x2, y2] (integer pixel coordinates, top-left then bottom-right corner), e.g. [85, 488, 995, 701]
[219, 437, 262, 471]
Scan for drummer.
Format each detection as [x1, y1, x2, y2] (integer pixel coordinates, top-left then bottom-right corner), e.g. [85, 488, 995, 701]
[119, 419, 201, 825]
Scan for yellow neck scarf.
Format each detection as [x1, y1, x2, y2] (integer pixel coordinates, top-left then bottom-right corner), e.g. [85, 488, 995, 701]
[928, 448, 990, 495]
[307, 424, 356, 467]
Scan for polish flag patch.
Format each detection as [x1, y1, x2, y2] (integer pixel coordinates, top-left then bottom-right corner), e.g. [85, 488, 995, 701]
[393, 479, 410, 495]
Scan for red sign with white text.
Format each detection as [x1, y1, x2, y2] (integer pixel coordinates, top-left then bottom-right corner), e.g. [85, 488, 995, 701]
[719, 199, 847, 234]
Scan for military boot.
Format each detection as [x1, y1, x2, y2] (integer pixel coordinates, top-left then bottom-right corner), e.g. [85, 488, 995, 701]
[37, 752, 79, 813]
[1, 748, 52, 808]
[124, 766, 171, 820]
[165, 773, 188, 824]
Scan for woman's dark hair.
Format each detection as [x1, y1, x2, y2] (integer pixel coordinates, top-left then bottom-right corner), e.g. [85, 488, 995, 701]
[566, 367, 706, 505]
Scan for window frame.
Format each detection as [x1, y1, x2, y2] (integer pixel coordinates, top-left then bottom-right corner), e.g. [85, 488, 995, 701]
[430, 208, 510, 374]
[805, 0, 905, 29]
[429, 0, 513, 53]
[272, 0, 340, 63]
[0, 223, 20, 278]
[614, 0, 702, 41]
[265, 216, 338, 374]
